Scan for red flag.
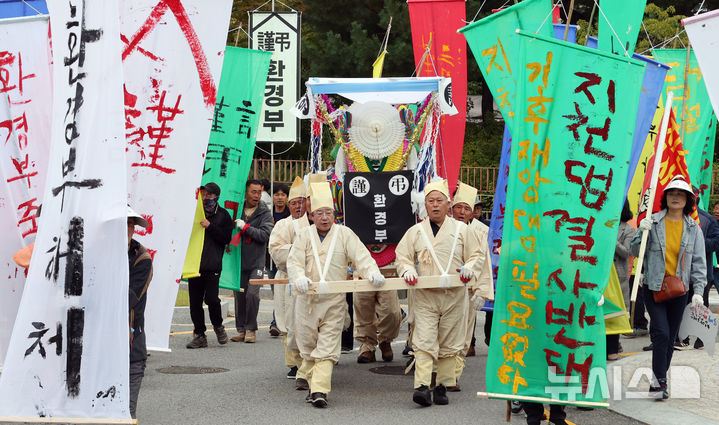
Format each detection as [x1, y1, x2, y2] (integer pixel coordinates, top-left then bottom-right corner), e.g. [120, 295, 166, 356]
[637, 108, 699, 223]
[408, 0, 467, 194]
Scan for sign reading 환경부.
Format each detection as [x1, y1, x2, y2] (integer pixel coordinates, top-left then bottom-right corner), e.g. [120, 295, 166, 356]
[486, 31, 646, 405]
[0, 15, 52, 366]
[249, 11, 300, 144]
[343, 171, 414, 245]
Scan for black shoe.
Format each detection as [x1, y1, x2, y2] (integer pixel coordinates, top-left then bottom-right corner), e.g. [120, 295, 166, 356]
[413, 385, 432, 407]
[186, 334, 207, 349]
[402, 344, 412, 356]
[642, 343, 653, 352]
[433, 384, 448, 405]
[695, 338, 704, 350]
[576, 406, 594, 411]
[214, 326, 228, 345]
[269, 325, 281, 337]
[311, 392, 328, 408]
[287, 366, 298, 379]
[305, 391, 313, 403]
[295, 378, 309, 391]
[341, 346, 353, 354]
[510, 401, 522, 413]
[673, 339, 690, 350]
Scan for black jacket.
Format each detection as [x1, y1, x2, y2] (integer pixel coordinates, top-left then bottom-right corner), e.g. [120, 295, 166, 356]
[200, 205, 233, 273]
[697, 208, 719, 285]
[129, 239, 153, 362]
[240, 201, 273, 271]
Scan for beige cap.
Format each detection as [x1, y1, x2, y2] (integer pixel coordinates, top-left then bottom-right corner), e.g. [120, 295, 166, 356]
[288, 176, 306, 200]
[424, 179, 449, 200]
[306, 174, 327, 197]
[310, 182, 334, 212]
[452, 181, 477, 208]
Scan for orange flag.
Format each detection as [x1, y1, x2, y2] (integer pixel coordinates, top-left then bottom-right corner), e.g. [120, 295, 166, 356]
[637, 108, 699, 223]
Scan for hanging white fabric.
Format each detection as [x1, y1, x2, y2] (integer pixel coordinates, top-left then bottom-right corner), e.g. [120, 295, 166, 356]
[309, 225, 340, 294]
[418, 219, 460, 288]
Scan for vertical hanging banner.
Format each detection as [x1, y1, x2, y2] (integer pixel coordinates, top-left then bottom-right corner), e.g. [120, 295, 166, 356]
[626, 100, 664, 216]
[200, 46, 272, 291]
[484, 20, 581, 313]
[0, 0, 130, 421]
[459, 0, 553, 125]
[0, 15, 52, 365]
[408, 0, 467, 193]
[597, 0, 646, 56]
[652, 48, 716, 208]
[120, 0, 233, 351]
[486, 31, 646, 404]
[684, 11, 719, 206]
[249, 11, 300, 144]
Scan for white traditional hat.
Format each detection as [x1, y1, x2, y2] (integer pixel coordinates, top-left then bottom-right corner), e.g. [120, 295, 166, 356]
[288, 176, 306, 200]
[310, 182, 334, 212]
[127, 205, 149, 228]
[424, 178, 449, 200]
[452, 181, 477, 208]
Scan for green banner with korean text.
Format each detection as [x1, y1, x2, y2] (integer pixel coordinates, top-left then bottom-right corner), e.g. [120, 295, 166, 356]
[486, 31, 646, 405]
[201, 46, 271, 291]
[459, 0, 553, 125]
[652, 49, 716, 209]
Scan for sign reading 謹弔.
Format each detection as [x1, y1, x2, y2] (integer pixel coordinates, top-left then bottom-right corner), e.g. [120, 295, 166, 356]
[343, 171, 414, 245]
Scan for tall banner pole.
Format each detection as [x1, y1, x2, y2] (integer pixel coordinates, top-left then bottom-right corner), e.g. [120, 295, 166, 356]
[630, 92, 674, 326]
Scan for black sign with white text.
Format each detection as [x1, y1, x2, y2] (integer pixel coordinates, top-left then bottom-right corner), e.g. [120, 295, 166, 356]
[343, 171, 414, 244]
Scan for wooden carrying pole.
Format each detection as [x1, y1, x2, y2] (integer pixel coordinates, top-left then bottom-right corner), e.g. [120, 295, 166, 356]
[629, 92, 675, 327]
[477, 392, 610, 409]
[0, 417, 136, 424]
[250, 275, 466, 294]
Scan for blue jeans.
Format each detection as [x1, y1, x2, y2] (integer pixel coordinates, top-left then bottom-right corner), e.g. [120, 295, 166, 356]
[643, 286, 687, 380]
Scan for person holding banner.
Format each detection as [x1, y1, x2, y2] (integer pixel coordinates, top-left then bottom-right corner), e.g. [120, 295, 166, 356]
[395, 179, 486, 407]
[287, 182, 385, 408]
[449, 181, 493, 390]
[631, 176, 707, 399]
[186, 183, 234, 349]
[127, 206, 153, 419]
[232, 180, 274, 343]
[268, 177, 310, 379]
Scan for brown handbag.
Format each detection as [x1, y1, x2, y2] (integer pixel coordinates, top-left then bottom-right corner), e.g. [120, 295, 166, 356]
[653, 275, 686, 303]
[653, 251, 687, 303]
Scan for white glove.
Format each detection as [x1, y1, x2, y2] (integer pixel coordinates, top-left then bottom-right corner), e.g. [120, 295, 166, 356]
[457, 266, 474, 284]
[369, 271, 386, 287]
[471, 293, 485, 310]
[639, 217, 652, 231]
[294, 276, 311, 293]
[597, 295, 605, 307]
[235, 219, 246, 228]
[692, 294, 704, 307]
[403, 269, 418, 286]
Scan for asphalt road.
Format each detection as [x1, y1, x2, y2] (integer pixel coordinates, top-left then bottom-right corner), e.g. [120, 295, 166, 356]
[134, 291, 646, 425]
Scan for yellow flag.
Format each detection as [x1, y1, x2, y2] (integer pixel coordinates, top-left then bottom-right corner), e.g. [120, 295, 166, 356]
[627, 98, 665, 216]
[604, 264, 632, 335]
[372, 51, 387, 78]
[181, 194, 206, 280]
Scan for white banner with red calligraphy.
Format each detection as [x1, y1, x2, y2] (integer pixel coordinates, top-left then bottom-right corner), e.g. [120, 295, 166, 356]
[0, 0, 130, 421]
[120, 0, 232, 350]
[0, 15, 52, 366]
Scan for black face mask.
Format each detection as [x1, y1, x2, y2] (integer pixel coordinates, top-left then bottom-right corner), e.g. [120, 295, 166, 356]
[203, 197, 218, 213]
